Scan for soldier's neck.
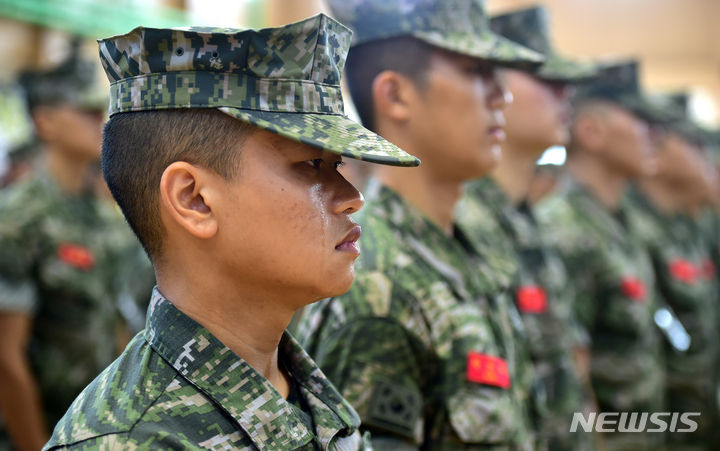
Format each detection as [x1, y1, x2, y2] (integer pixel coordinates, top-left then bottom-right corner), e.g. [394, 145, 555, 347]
[491, 141, 544, 205]
[638, 177, 688, 215]
[567, 150, 628, 210]
[155, 271, 294, 398]
[45, 146, 96, 195]
[374, 165, 464, 236]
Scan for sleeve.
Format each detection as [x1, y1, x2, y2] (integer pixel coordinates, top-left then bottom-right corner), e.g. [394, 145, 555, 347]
[313, 317, 425, 447]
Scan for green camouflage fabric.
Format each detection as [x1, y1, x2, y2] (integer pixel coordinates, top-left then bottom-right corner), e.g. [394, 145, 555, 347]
[326, 0, 543, 68]
[295, 183, 535, 450]
[97, 14, 419, 167]
[536, 180, 665, 450]
[18, 44, 107, 112]
[0, 173, 128, 432]
[457, 178, 594, 451]
[575, 61, 673, 124]
[45, 288, 369, 451]
[624, 189, 719, 450]
[489, 6, 596, 81]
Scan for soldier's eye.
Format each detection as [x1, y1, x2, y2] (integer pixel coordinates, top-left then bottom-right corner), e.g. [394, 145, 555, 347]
[305, 158, 324, 169]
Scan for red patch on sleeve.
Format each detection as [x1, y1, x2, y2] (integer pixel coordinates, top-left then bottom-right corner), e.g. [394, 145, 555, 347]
[57, 243, 95, 270]
[620, 277, 647, 302]
[466, 352, 510, 389]
[668, 259, 698, 284]
[516, 285, 548, 313]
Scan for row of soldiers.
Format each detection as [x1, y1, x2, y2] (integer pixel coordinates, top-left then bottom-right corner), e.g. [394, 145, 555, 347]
[0, 0, 719, 450]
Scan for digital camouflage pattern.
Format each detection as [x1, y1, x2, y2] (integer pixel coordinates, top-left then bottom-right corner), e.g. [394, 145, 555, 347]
[489, 6, 596, 82]
[0, 173, 128, 432]
[536, 180, 665, 450]
[295, 184, 535, 450]
[457, 178, 595, 451]
[97, 14, 419, 167]
[624, 189, 719, 450]
[45, 288, 369, 451]
[575, 60, 673, 124]
[326, 0, 543, 68]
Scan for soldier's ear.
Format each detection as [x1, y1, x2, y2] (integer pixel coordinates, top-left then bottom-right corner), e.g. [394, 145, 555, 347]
[371, 70, 414, 124]
[574, 112, 607, 152]
[30, 106, 59, 142]
[159, 162, 219, 241]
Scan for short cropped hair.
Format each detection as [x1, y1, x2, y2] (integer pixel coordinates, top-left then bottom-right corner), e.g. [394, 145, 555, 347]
[102, 109, 253, 262]
[345, 36, 434, 131]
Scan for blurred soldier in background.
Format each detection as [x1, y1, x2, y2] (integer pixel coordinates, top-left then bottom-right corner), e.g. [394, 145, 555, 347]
[456, 6, 597, 450]
[0, 46, 134, 450]
[294, 0, 547, 448]
[536, 61, 666, 450]
[624, 105, 720, 450]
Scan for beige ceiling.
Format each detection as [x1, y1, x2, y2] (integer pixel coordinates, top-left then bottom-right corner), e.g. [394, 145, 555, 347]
[486, 0, 720, 125]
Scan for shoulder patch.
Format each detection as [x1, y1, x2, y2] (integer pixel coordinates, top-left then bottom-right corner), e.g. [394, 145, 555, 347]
[365, 380, 421, 440]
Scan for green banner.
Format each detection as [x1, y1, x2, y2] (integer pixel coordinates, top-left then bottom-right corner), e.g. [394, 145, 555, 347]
[0, 0, 190, 38]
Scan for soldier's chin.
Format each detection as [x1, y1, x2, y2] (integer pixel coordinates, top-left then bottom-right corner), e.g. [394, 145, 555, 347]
[321, 268, 356, 299]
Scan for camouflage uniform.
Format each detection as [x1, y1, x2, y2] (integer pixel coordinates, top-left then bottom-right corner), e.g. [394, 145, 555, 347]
[0, 173, 125, 429]
[625, 189, 719, 450]
[454, 9, 597, 450]
[458, 177, 594, 451]
[296, 184, 534, 450]
[537, 180, 665, 450]
[45, 289, 369, 450]
[46, 14, 418, 451]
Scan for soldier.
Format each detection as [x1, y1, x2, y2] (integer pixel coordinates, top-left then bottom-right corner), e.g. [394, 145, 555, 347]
[45, 15, 419, 450]
[455, 6, 597, 450]
[536, 61, 666, 450]
[625, 104, 720, 450]
[293, 0, 546, 449]
[0, 49, 128, 450]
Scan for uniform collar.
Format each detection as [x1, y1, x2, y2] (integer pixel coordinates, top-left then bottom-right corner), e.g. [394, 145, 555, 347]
[144, 288, 359, 450]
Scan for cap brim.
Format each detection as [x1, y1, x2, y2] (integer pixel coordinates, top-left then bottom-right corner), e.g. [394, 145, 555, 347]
[411, 29, 544, 70]
[536, 53, 598, 82]
[218, 108, 420, 167]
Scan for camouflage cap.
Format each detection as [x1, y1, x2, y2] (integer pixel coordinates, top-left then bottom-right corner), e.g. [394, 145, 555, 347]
[18, 42, 107, 112]
[489, 6, 596, 82]
[326, 0, 544, 68]
[575, 60, 674, 124]
[97, 14, 419, 167]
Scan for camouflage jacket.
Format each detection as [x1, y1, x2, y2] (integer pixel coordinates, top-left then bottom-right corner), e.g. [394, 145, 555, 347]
[623, 190, 719, 443]
[296, 184, 534, 450]
[45, 288, 368, 451]
[0, 173, 127, 427]
[536, 180, 665, 415]
[458, 178, 593, 451]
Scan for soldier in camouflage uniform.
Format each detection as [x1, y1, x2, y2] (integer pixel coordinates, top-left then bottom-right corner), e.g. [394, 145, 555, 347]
[293, 0, 546, 449]
[456, 7, 597, 450]
[45, 15, 419, 450]
[625, 102, 720, 450]
[536, 61, 666, 450]
[0, 50, 128, 450]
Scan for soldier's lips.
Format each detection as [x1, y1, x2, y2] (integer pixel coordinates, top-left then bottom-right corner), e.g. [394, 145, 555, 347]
[335, 225, 362, 255]
[488, 126, 506, 143]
